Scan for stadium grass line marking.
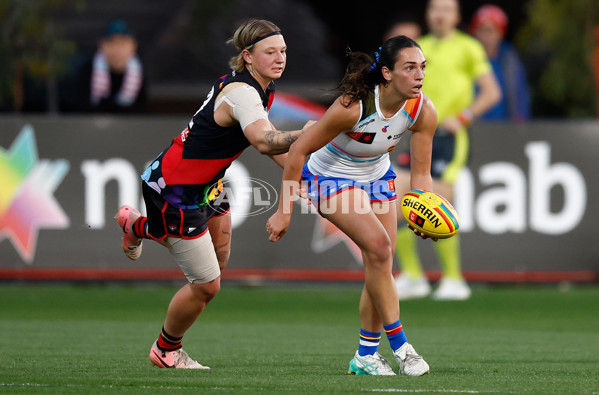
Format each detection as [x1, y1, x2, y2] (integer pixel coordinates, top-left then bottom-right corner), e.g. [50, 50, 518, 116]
[364, 390, 516, 394]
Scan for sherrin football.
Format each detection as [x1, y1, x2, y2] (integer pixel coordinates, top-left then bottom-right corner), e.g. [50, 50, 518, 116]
[400, 190, 459, 239]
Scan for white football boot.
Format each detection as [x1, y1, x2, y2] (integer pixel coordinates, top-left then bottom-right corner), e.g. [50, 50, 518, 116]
[348, 351, 396, 375]
[393, 343, 429, 376]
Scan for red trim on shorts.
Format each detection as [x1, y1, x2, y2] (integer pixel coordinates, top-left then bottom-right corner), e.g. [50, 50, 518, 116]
[180, 227, 209, 240]
[371, 196, 397, 203]
[213, 207, 231, 217]
[145, 201, 170, 242]
[179, 208, 184, 237]
[161, 201, 169, 239]
[148, 226, 209, 241]
[319, 185, 358, 201]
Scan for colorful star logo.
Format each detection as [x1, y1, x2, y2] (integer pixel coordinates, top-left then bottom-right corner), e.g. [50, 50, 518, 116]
[0, 125, 70, 263]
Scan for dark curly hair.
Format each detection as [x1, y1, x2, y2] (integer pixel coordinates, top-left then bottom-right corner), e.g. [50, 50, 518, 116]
[337, 35, 421, 106]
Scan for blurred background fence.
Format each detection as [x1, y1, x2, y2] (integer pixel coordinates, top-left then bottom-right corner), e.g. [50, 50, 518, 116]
[1, 117, 597, 282]
[1, 0, 598, 283]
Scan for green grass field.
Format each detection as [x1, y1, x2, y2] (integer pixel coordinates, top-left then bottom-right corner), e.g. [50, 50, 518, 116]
[0, 283, 597, 394]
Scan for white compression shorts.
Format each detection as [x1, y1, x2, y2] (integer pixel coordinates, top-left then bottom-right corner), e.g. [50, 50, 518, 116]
[216, 84, 269, 130]
[166, 233, 220, 284]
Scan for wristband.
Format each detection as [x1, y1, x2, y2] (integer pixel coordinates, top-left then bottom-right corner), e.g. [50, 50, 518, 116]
[457, 108, 474, 126]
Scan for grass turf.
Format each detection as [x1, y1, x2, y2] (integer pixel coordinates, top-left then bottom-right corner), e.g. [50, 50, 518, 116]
[0, 283, 597, 394]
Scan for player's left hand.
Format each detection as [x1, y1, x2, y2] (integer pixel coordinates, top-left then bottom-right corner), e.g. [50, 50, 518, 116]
[408, 224, 438, 242]
[266, 211, 291, 242]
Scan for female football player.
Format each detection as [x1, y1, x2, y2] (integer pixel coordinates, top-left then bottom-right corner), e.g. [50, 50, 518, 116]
[115, 19, 309, 369]
[266, 35, 436, 376]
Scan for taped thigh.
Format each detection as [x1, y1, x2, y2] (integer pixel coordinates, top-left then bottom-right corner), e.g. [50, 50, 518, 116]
[167, 234, 221, 284]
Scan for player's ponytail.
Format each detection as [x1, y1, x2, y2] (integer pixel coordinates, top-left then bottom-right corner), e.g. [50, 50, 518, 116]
[337, 35, 421, 107]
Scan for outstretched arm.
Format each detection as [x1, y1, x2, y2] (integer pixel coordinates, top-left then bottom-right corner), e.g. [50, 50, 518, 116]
[215, 83, 307, 155]
[244, 119, 304, 155]
[266, 97, 360, 241]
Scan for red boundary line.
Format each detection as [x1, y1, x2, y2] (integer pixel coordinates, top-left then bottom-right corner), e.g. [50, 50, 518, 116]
[0, 268, 597, 283]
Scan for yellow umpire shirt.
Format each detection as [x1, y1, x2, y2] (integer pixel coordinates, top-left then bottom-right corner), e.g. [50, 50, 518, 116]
[418, 31, 491, 124]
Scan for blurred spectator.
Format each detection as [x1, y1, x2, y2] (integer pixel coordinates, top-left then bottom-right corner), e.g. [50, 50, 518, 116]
[470, 4, 531, 121]
[393, 0, 501, 301]
[594, 26, 599, 118]
[383, 16, 423, 41]
[70, 19, 147, 113]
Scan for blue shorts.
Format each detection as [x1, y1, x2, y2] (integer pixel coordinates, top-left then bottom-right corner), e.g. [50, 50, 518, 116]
[301, 164, 397, 207]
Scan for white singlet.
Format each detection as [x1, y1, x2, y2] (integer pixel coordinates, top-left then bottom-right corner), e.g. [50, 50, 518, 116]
[307, 86, 423, 183]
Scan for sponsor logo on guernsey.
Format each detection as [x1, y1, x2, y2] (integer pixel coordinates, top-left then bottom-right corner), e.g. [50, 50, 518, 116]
[345, 131, 376, 144]
[356, 118, 375, 130]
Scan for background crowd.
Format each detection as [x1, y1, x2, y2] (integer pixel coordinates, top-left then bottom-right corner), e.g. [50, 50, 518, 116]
[0, 0, 597, 118]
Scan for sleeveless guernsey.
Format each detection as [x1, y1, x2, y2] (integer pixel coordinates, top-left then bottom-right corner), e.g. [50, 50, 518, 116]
[308, 86, 423, 183]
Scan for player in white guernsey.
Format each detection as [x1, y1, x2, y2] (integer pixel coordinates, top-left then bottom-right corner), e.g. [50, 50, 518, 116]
[267, 36, 437, 376]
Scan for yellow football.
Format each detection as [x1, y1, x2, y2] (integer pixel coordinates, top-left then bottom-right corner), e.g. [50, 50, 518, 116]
[400, 190, 459, 239]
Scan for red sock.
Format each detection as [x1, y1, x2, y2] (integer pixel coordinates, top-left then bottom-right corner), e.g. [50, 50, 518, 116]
[132, 216, 148, 239]
[156, 327, 182, 351]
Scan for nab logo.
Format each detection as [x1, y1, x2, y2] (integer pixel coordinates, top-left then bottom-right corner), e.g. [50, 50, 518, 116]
[0, 125, 70, 263]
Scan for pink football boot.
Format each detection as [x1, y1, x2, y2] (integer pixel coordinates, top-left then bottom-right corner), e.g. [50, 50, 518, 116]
[114, 205, 143, 260]
[149, 341, 210, 369]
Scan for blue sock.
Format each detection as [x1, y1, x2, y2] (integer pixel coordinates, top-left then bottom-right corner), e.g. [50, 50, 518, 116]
[384, 320, 408, 352]
[358, 329, 381, 356]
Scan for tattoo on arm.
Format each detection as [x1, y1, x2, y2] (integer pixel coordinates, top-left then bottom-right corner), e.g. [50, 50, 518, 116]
[263, 130, 298, 152]
[284, 134, 298, 145]
[265, 131, 275, 144]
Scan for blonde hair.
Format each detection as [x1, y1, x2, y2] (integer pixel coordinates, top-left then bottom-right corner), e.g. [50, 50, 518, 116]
[227, 19, 281, 72]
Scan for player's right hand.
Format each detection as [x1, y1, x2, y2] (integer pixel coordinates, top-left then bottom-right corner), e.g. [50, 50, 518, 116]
[266, 211, 291, 242]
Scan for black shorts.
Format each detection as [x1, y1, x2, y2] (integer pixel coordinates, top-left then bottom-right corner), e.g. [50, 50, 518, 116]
[142, 182, 230, 240]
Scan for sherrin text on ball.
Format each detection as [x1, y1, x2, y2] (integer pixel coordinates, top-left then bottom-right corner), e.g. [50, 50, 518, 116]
[400, 190, 459, 239]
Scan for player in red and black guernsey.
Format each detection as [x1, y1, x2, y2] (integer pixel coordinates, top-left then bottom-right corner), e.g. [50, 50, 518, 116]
[144, 67, 276, 213]
[114, 19, 309, 370]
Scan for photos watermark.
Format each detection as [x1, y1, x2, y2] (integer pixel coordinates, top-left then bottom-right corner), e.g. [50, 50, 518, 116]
[207, 177, 396, 218]
[208, 177, 279, 217]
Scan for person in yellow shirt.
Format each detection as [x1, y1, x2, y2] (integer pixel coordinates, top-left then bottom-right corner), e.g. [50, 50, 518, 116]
[393, 0, 501, 300]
